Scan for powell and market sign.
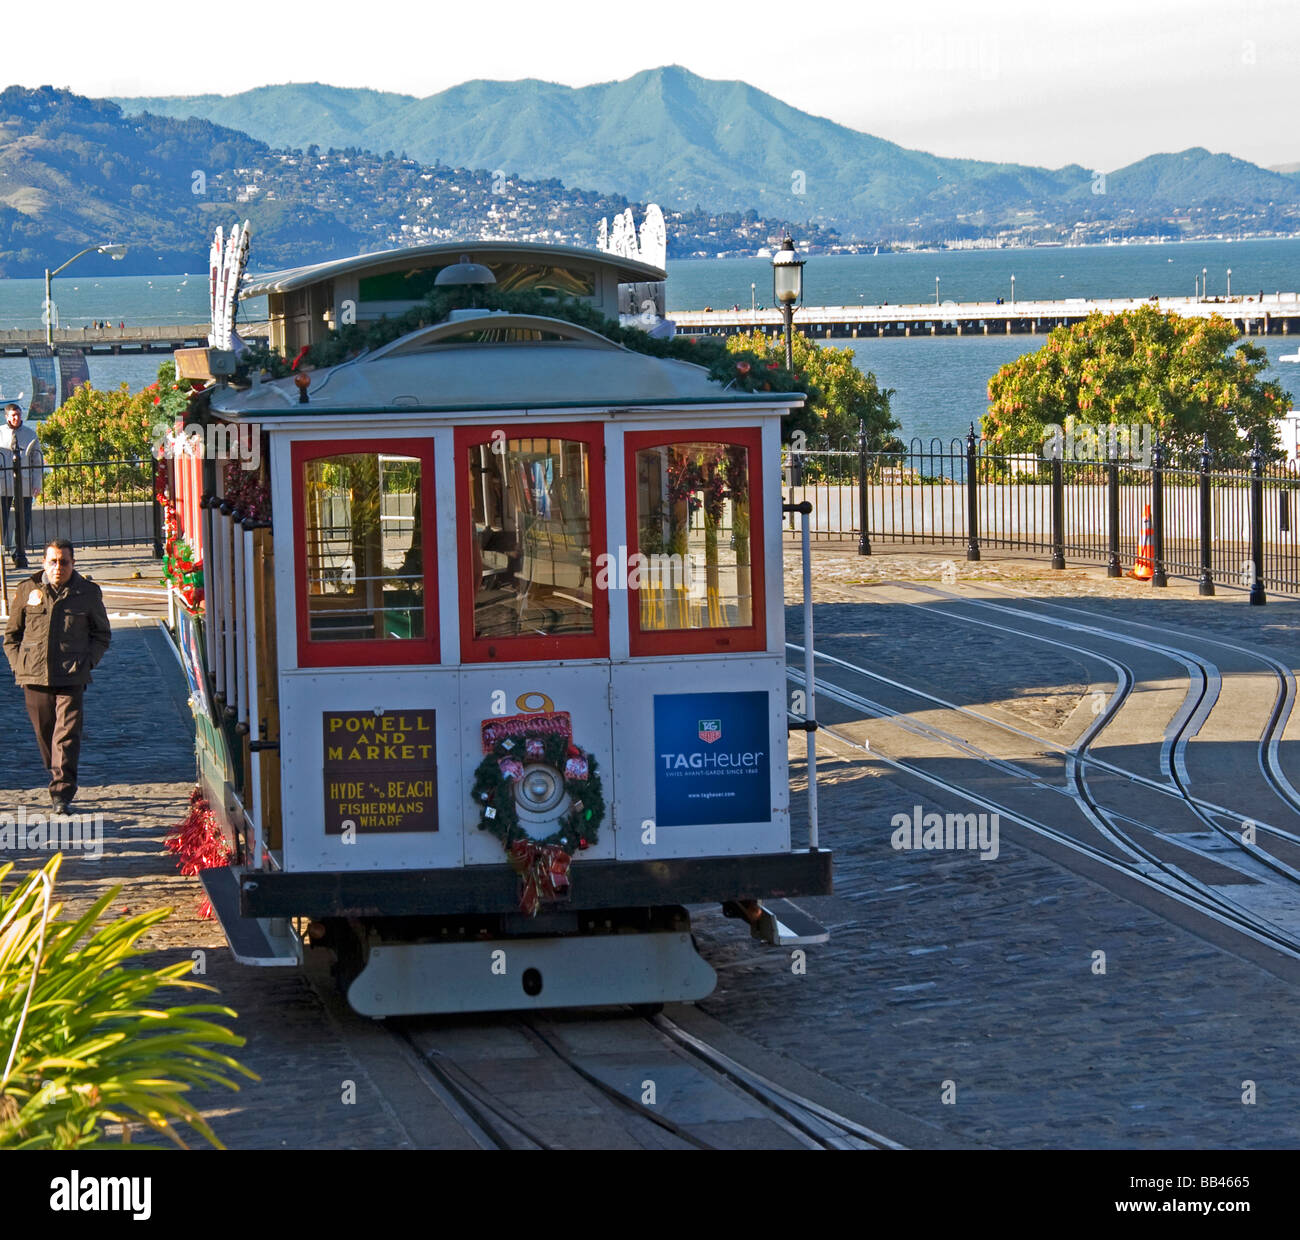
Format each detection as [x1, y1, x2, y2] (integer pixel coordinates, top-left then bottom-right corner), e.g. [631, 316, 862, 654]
[322, 709, 437, 834]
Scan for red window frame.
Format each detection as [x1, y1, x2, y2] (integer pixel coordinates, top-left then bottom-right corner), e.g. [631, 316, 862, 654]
[455, 422, 609, 663]
[624, 427, 766, 657]
[291, 437, 439, 668]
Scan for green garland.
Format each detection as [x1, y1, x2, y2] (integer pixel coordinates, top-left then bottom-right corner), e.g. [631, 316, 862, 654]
[471, 728, 604, 852]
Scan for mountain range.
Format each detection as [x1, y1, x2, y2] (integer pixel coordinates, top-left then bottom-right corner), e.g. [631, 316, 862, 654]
[113, 66, 1300, 235]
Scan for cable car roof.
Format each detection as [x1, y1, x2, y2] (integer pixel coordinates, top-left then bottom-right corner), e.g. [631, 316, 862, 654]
[209, 314, 804, 419]
[240, 240, 665, 298]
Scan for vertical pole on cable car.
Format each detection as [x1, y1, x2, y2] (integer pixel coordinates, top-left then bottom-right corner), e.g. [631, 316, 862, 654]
[784, 497, 818, 851]
[803, 500, 817, 848]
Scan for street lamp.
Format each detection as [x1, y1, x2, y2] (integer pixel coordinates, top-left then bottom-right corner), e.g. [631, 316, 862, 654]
[44, 243, 127, 348]
[773, 234, 805, 486]
[1202, 266, 1208, 301]
[1227, 268, 1233, 299]
[935, 276, 941, 307]
[1010, 274, 1015, 304]
[771, 233, 805, 371]
[751, 282, 756, 316]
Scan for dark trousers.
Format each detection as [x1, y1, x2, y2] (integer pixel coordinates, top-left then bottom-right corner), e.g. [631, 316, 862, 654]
[2, 495, 33, 553]
[23, 686, 84, 802]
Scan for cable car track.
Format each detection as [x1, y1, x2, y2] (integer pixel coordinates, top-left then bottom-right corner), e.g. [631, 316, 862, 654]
[787, 584, 1300, 960]
[796, 582, 1300, 861]
[887, 584, 1300, 881]
[390, 1013, 903, 1150]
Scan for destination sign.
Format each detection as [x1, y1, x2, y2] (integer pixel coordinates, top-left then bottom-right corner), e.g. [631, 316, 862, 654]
[322, 709, 437, 834]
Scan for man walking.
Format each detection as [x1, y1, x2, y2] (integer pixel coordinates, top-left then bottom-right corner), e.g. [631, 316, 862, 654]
[4, 540, 110, 812]
[0, 402, 44, 568]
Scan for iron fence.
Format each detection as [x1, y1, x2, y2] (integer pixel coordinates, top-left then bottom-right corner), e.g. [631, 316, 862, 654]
[4, 454, 162, 563]
[784, 435, 1300, 601]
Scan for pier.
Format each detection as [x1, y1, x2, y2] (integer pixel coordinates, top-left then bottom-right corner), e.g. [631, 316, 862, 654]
[672, 294, 1300, 338]
[0, 321, 271, 357]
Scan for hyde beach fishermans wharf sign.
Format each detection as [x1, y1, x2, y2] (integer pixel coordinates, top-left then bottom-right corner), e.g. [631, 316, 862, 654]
[653, 691, 770, 827]
[322, 710, 437, 834]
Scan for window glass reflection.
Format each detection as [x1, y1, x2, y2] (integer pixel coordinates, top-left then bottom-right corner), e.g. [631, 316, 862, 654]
[468, 437, 593, 638]
[635, 442, 753, 631]
[303, 453, 424, 641]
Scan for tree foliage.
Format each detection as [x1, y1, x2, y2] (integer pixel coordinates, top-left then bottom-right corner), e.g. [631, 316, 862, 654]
[984, 307, 1291, 464]
[35, 362, 192, 499]
[724, 329, 900, 450]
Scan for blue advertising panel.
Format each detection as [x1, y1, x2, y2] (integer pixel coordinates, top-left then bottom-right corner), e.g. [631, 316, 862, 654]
[653, 690, 770, 827]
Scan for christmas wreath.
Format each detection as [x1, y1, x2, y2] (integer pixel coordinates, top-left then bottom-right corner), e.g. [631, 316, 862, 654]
[471, 711, 604, 852]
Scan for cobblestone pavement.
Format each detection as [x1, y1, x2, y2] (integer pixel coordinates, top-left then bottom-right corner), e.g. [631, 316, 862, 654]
[0, 615, 414, 1149]
[6, 548, 1300, 1149]
[686, 546, 1300, 1148]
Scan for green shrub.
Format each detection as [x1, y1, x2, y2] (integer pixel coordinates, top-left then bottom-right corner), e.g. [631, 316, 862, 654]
[0, 854, 256, 1149]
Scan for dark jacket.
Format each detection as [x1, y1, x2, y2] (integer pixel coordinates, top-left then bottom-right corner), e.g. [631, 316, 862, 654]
[4, 570, 111, 688]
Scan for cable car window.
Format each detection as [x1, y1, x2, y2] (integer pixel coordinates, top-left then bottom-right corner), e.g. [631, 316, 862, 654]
[292, 438, 439, 667]
[467, 436, 593, 640]
[626, 430, 766, 656]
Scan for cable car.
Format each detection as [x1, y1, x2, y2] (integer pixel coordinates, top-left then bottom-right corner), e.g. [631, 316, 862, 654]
[162, 269, 830, 1016]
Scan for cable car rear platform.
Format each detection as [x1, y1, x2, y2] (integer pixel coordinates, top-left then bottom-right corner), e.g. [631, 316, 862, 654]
[203, 850, 831, 1014]
[234, 848, 832, 919]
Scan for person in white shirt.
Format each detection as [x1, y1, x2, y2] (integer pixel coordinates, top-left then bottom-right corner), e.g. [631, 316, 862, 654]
[0, 402, 44, 567]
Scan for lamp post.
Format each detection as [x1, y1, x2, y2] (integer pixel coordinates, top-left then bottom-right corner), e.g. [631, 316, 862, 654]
[772, 233, 805, 372]
[935, 276, 940, 307]
[750, 282, 756, 316]
[1010, 274, 1015, 304]
[1202, 266, 1208, 301]
[44, 243, 127, 348]
[1227, 268, 1232, 299]
[772, 234, 805, 484]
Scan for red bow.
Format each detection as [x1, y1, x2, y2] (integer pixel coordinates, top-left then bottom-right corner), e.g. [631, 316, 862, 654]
[507, 840, 572, 917]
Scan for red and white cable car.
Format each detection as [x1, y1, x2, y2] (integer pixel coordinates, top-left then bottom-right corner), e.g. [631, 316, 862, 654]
[164, 293, 830, 1016]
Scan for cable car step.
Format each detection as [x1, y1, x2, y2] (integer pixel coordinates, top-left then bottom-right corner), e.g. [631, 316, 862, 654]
[751, 899, 829, 947]
[199, 865, 302, 966]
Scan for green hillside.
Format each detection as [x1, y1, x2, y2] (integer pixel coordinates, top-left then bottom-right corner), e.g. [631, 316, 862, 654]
[111, 66, 1300, 234]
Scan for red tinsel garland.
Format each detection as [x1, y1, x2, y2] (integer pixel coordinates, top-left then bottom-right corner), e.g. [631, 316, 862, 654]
[165, 787, 233, 918]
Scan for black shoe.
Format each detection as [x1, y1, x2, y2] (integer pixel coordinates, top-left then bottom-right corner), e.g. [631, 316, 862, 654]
[50, 799, 70, 815]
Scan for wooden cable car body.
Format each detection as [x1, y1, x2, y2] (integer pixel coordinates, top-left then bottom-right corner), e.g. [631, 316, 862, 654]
[166, 310, 830, 1015]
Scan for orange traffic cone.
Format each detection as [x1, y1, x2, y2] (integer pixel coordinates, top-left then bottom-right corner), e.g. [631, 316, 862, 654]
[1128, 504, 1154, 580]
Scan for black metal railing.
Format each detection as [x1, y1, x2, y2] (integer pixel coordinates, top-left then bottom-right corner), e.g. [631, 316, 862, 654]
[784, 436, 1300, 602]
[5, 454, 162, 562]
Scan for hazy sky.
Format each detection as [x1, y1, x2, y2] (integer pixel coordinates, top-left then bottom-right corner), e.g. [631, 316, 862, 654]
[13, 0, 1298, 171]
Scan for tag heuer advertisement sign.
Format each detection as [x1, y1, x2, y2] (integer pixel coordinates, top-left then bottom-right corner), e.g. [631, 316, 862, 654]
[653, 691, 770, 827]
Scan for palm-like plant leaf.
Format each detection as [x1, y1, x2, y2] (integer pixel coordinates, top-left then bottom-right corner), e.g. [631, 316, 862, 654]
[0, 855, 257, 1149]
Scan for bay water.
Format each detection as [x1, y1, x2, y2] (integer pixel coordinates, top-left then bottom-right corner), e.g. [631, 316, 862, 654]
[2, 238, 1298, 442]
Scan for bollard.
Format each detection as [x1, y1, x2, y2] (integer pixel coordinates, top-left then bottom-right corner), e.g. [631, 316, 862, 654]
[1050, 456, 1065, 569]
[1150, 438, 1168, 587]
[857, 424, 871, 556]
[1197, 435, 1214, 596]
[965, 424, 981, 562]
[1106, 443, 1122, 577]
[1249, 441, 1266, 605]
